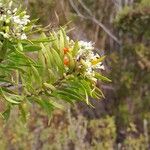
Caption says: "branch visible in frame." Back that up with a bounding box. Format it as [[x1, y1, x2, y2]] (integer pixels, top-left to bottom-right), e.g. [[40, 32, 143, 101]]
[[68, 0, 87, 19], [69, 0, 121, 45]]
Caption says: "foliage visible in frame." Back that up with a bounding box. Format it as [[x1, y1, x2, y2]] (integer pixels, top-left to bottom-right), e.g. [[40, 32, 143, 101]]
[[88, 116, 116, 149], [115, 0, 150, 38], [109, 0, 150, 140], [0, 1, 108, 121], [0, 111, 149, 150]]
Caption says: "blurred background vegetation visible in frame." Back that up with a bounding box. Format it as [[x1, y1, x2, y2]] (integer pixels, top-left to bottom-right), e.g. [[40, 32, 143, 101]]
[[0, 0, 150, 149]]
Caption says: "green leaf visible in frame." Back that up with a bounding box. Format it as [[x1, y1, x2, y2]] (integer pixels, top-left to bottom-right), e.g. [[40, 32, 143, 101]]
[[52, 94, 74, 104], [60, 27, 69, 47], [49, 98, 64, 110], [31, 65, 42, 85], [47, 69, 56, 83], [38, 50, 46, 68], [15, 48, 36, 65], [2, 105, 11, 121], [51, 32, 59, 50], [55, 90, 81, 102], [62, 88, 84, 101], [40, 43, 52, 68], [33, 97, 54, 115], [51, 48, 64, 73], [19, 104, 27, 123], [24, 45, 41, 52], [0, 39, 8, 61], [43, 83, 56, 91], [1, 87, 16, 94], [59, 30, 65, 51], [72, 41, 79, 56], [45, 47, 54, 68], [66, 53, 75, 71], [84, 88, 90, 105], [0, 89, 21, 104], [95, 73, 111, 82], [98, 55, 106, 62], [80, 80, 92, 96], [30, 38, 55, 43], [18, 43, 23, 51]]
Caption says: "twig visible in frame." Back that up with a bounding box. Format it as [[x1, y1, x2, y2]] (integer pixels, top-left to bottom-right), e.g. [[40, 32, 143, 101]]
[[69, 0, 87, 19], [69, 0, 121, 45], [78, 0, 121, 45]]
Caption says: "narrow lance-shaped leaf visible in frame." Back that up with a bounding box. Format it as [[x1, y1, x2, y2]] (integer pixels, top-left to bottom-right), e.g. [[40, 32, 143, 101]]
[[2, 105, 11, 121], [95, 73, 111, 82]]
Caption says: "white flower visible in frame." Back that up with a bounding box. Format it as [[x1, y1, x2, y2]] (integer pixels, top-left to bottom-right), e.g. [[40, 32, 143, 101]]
[[79, 41, 94, 50], [81, 59, 92, 68], [16, 33, 21, 37], [66, 36, 70, 41], [94, 62, 105, 70], [0, 32, 10, 38], [76, 41, 94, 59], [7, 10, 12, 15], [12, 14, 30, 26], [0, 15, 6, 21], [8, 1, 13, 8], [13, 16, 21, 24], [85, 68, 94, 76], [21, 18, 30, 25], [91, 77, 97, 82], [20, 33, 27, 40], [13, 8, 17, 13], [0, 2, 31, 40]]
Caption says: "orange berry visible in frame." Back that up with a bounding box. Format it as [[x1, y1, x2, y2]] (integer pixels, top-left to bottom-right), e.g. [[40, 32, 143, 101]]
[[64, 57, 69, 66], [63, 47, 69, 54]]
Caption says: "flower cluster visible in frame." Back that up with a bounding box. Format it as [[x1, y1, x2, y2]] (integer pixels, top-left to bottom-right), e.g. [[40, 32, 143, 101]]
[[63, 38, 105, 82], [0, 1, 31, 40], [77, 41, 104, 81]]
